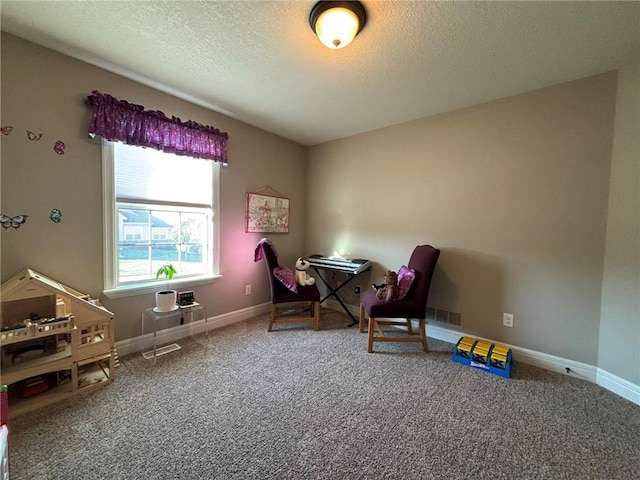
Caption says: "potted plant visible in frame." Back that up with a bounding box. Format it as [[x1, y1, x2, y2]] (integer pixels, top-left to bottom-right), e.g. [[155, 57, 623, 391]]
[[154, 263, 178, 312]]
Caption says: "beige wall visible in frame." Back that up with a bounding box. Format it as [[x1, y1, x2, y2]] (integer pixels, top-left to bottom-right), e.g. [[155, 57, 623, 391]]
[[306, 73, 621, 372], [2, 34, 638, 386], [598, 66, 640, 384], [0, 33, 306, 341]]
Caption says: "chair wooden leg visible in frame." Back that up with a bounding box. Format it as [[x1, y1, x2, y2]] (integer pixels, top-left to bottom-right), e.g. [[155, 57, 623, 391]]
[[368, 317, 375, 353], [419, 318, 429, 352], [313, 301, 320, 331], [406, 318, 414, 334], [374, 320, 385, 336], [359, 303, 366, 333], [367, 316, 430, 354], [268, 305, 276, 332], [267, 301, 320, 332]]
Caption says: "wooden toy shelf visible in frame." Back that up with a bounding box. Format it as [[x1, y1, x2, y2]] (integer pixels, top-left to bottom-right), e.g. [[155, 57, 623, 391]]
[[1, 269, 116, 418]]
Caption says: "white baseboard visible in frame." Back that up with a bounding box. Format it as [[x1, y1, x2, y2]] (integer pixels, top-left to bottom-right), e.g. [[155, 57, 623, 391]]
[[426, 321, 639, 406], [331, 300, 640, 406], [115, 302, 270, 357], [596, 368, 640, 405], [117, 300, 639, 406]]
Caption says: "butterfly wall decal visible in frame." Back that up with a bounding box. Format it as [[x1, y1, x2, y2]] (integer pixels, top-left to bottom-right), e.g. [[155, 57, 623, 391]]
[[53, 140, 65, 155], [50, 208, 62, 223], [26, 130, 43, 141], [1, 126, 14, 135], [0, 214, 28, 230]]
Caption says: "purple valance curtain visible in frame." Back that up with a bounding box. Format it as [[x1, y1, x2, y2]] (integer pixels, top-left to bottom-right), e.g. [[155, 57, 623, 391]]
[[85, 90, 229, 164]]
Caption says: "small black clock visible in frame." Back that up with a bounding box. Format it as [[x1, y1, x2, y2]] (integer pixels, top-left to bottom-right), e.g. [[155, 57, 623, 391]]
[[178, 291, 195, 306]]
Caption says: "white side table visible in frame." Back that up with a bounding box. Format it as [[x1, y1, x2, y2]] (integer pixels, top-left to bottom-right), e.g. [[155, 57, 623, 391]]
[[141, 302, 208, 363]]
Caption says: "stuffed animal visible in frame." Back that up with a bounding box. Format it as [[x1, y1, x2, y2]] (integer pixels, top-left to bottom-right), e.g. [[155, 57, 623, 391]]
[[295, 258, 315, 286], [372, 270, 399, 302]]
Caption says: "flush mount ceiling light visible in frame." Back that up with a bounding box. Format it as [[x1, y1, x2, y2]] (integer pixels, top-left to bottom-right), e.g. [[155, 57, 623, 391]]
[[309, 1, 367, 49]]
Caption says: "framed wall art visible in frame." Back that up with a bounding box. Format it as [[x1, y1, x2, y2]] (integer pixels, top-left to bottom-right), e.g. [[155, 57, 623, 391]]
[[245, 186, 290, 233]]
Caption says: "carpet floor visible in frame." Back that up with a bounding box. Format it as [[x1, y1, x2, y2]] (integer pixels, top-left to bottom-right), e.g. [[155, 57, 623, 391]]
[[7, 308, 640, 479]]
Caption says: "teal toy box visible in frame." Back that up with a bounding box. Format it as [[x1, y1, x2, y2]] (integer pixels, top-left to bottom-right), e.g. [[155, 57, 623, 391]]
[[452, 336, 512, 378]]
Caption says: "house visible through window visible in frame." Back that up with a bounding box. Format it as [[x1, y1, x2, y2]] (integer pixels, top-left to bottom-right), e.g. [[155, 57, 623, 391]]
[[123, 226, 143, 241], [102, 140, 219, 296]]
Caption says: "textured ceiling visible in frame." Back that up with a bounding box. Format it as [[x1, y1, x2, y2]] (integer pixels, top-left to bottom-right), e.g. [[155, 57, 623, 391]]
[[1, 1, 638, 146]]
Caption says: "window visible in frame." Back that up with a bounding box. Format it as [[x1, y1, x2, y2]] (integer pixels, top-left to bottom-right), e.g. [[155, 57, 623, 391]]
[[102, 140, 220, 297]]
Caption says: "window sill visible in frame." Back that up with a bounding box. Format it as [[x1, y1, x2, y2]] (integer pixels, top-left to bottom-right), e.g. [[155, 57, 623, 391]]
[[103, 275, 221, 299]]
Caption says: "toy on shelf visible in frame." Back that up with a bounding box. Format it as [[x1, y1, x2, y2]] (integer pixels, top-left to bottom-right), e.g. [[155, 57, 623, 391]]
[[452, 336, 512, 378]]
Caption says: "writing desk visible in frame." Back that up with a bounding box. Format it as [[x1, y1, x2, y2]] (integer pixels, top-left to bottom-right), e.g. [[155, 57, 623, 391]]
[[308, 256, 371, 327]]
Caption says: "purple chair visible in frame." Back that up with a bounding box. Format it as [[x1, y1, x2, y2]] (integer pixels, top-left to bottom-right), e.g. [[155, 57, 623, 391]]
[[359, 245, 440, 353], [255, 239, 321, 331]]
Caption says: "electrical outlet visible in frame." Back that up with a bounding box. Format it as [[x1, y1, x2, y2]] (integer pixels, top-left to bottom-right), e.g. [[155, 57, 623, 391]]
[[245, 284, 252, 295], [354, 285, 361, 294], [503, 313, 513, 327]]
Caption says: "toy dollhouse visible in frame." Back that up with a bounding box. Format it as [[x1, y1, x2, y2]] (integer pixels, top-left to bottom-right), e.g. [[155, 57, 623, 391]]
[[1, 269, 116, 417]]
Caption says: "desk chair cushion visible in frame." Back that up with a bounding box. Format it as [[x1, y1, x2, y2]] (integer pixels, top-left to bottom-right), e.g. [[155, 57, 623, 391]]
[[360, 290, 426, 318], [397, 265, 415, 299], [273, 266, 298, 293], [273, 284, 319, 304]]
